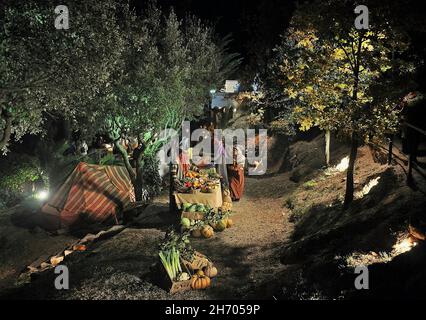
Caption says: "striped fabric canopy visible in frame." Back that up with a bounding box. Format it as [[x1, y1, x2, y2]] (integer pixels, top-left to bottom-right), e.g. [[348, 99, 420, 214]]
[[41, 162, 135, 229]]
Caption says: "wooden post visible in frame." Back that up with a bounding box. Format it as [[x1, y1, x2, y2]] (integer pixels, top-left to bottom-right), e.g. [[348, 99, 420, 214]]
[[407, 153, 414, 186], [325, 129, 331, 167], [387, 135, 393, 165]]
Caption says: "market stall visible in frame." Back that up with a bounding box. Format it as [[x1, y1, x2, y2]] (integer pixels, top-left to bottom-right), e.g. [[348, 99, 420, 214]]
[[173, 167, 223, 210], [171, 166, 234, 239]]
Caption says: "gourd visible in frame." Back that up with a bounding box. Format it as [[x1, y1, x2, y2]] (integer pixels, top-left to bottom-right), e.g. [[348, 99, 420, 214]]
[[201, 225, 214, 238], [181, 217, 191, 229], [226, 219, 234, 228], [191, 274, 211, 290], [178, 272, 190, 281], [214, 220, 227, 231], [192, 229, 202, 238], [203, 266, 218, 278]]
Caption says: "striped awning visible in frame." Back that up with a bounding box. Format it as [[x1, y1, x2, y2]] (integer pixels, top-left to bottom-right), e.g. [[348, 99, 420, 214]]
[[41, 162, 135, 228]]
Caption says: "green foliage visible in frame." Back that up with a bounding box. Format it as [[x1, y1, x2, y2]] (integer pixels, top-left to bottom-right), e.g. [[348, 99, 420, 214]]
[[0, 154, 45, 206], [95, 5, 241, 150], [303, 180, 317, 190], [0, 0, 126, 153], [98, 153, 117, 166], [267, 0, 418, 143], [1, 1, 241, 201], [140, 154, 162, 199]]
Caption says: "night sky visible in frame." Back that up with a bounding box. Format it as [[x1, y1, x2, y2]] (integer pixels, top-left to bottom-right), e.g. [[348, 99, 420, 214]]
[[133, 0, 426, 88]]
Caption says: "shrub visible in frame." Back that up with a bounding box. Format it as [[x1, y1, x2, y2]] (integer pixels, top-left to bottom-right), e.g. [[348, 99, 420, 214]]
[[0, 154, 46, 207]]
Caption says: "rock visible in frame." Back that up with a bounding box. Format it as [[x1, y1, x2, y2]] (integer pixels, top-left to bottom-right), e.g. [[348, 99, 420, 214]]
[[290, 167, 313, 183], [50, 255, 64, 266], [80, 233, 97, 244], [72, 244, 87, 251], [94, 225, 126, 241]]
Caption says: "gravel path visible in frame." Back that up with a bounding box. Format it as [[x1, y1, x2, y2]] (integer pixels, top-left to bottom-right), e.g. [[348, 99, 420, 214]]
[[1, 173, 297, 300]]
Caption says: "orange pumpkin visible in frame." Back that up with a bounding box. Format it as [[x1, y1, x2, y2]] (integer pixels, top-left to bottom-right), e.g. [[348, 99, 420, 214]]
[[191, 275, 211, 290], [201, 226, 214, 239]]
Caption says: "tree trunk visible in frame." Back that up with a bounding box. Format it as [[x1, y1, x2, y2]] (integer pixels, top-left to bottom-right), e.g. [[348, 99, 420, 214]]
[[134, 152, 145, 202], [0, 108, 12, 150], [387, 134, 393, 165], [325, 129, 331, 167], [343, 33, 363, 209], [343, 133, 358, 209], [113, 139, 138, 195], [407, 153, 414, 186]]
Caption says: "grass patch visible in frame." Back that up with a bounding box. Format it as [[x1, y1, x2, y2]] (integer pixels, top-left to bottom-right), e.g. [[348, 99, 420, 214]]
[[303, 180, 317, 190]]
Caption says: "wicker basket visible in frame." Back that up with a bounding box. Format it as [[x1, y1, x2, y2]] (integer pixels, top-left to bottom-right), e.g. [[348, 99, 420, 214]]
[[181, 251, 212, 272], [154, 262, 193, 294]]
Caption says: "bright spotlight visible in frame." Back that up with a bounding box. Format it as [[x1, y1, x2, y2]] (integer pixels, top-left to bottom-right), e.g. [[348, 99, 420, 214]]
[[335, 156, 349, 172], [35, 190, 49, 201]]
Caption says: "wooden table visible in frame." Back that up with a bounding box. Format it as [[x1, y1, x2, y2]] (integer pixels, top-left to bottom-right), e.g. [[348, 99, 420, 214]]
[[174, 185, 223, 209]]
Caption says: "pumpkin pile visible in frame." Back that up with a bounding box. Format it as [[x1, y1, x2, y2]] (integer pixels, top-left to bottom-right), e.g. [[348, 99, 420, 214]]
[[158, 230, 220, 292], [180, 204, 234, 239], [206, 209, 233, 232], [186, 259, 218, 290]]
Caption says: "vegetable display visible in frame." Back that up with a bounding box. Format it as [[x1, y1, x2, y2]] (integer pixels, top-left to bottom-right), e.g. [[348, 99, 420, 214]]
[[175, 168, 221, 194], [159, 247, 182, 281], [191, 270, 211, 290], [159, 230, 195, 280]]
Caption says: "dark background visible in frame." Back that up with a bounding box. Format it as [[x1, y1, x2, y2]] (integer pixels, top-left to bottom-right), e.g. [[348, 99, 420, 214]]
[[131, 0, 426, 86], [131, 0, 297, 78]]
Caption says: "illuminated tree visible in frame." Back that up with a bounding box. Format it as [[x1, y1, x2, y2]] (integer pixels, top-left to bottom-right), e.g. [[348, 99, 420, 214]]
[[0, 1, 240, 201], [0, 0, 126, 152], [270, 0, 417, 208], [83, 5, 240, 201]]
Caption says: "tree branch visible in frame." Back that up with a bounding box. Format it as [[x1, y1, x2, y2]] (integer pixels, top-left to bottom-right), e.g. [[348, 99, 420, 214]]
[[0, 108, 12, 149], [113, 138, 136, 183]]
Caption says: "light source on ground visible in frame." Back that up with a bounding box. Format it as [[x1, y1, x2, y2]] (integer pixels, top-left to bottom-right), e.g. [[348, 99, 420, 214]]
[[355, 176, 381, 199], [341, 232, 418, 268], [325, 156, 350, 176], [35, 190, 49, 201], [335, 156, 349, 172], [392, 235, 417, 255]]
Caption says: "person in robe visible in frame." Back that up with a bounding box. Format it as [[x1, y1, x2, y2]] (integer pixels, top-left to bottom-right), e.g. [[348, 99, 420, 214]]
[[212, 136, 229, 188], [227, 145, 245, 201]]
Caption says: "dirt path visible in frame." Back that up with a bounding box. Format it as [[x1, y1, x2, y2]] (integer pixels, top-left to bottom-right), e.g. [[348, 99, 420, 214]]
[[1, 172, 298, 300], [188, 173, 296, 299]]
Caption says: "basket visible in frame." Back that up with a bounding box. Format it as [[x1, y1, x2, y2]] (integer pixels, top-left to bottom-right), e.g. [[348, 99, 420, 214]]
[[181, 251, 212, 272], [181, 211, 206, 221], [154, 262, 193, 294]]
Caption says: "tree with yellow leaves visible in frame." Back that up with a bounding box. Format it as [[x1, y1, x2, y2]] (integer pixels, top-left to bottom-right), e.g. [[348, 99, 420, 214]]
[[268, 0, 418, 208]]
